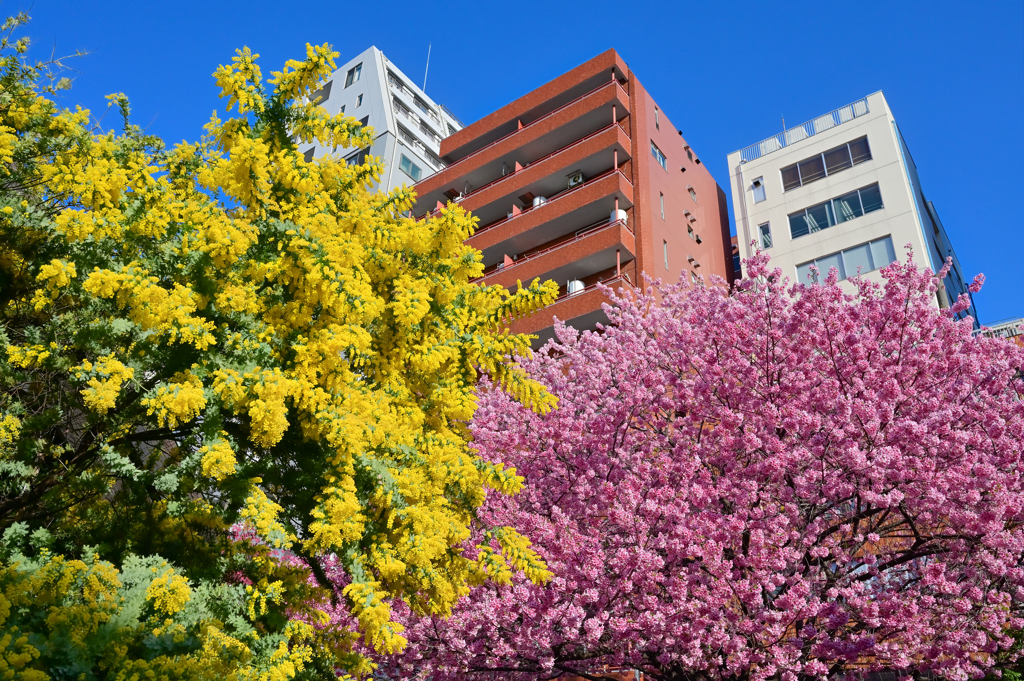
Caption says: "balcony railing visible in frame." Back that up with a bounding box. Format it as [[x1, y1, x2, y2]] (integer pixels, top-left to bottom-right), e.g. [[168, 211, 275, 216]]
[[466, 167, 633, 237], [974, 318, 1023, 339], [737, 97, 870, 163], [424, 122, 629, 220], [474, 217, 633, 281], [389, 75, 443, 127], [429, 78, 630, 180], [550, 272, 636, 304]]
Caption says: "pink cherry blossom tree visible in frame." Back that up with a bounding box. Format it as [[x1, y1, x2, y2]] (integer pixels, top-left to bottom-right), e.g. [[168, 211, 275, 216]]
[[380, 254, 1024, 681]]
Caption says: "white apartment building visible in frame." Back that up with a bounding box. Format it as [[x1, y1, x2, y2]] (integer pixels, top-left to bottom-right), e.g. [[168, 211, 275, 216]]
[[727, 91, 978, 325], [298, 46, 463, 192]]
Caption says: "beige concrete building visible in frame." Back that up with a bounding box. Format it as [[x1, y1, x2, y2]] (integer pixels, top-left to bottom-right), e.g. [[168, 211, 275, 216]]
[[727, 91, 977, 324]]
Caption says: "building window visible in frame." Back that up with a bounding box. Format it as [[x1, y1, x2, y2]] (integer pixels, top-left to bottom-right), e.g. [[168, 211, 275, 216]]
[[356, 94, 363, 108], [797, 236, 896, 283], [359, 115, 369, 128], [687, 225, 694, 240], [689, 188, 697, 202], [686, 147, 693, 162], [758, 222, 772, 249], [345, 63, 362, 88], [781, 136, 872, 192], [663, 240, 669, 269], [660, 192, 665, 219], [340, 105, 346, 114], [309, 80, 333, 104], [302, 148, 315, 163], [346, 149, 369, 166], [399, 154, 422, 182], [690, 270, 698, 284], [788, 183, 884, 239], [752, 177, 766, 203], [651, 141, 667, 171], [655, 106, 660, 130]]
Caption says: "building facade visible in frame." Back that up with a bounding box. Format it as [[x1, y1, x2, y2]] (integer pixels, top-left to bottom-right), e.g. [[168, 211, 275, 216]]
[[412, 49, 733, 345], [298, 46, 463, 191], [727, 91, 978, 325]]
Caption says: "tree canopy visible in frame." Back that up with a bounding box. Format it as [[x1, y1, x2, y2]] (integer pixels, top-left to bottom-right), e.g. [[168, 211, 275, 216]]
[[0, 13, 554, 677], [385, 255, 1024, 681]]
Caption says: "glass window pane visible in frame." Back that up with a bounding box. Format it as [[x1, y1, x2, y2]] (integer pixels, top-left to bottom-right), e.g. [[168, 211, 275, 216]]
[[842, 242, 873, 276], [870, 237, 896, 268], [849, 137, 872, 164], [859, 184, 883, 213], [753, 182, 766, 203], [817, 252, 846, 281], [789, 212, 809, 239], [798, 155, 826, 184], [781, 165, 801, 191], [824, 145, 853, 174], [759, 223, 772, 248], [832, 190, 864, 223], [805, 202, 830, 233], [796, 262, 814, 283]]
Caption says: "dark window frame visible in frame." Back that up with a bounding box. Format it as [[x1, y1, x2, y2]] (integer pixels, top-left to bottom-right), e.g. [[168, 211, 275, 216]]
[[788, 182, 884, 239], [780, 136, 872, 192]]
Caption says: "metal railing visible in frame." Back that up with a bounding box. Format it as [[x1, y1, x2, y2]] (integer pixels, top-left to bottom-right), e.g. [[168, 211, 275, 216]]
[[474, 218, 633, 281], [424, 122, 628, 220], [463, 167, 633, 237], [549, 272, 635, 303], [440, 104, 463, 128], [974, 318, 1023, 339], [737, 97, 870, 163], [426, 78, 630, 181]]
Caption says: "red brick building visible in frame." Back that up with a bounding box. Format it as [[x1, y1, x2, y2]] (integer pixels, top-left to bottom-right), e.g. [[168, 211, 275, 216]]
[[413, 49, 733, 345]]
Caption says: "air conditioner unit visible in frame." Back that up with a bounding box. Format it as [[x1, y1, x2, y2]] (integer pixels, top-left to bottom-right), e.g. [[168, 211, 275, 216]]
[[567, 279, 585, 296], [567, 171, 584, 189]]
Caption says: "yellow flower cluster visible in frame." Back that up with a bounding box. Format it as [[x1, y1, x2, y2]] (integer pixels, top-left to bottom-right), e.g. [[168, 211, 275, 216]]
[[0, 414, 21, 455], [37, 258, 76, 290], [145, 565, 191, 616], [199, 438, 237, 481], [83, 267, 216, 350], [343, 582, 407, 654], [141, 372, 206, 428], [6, 343, 50, 368], [213, 47, 264, 114], [3, 29, 561, 673], [244, 579, 283, 620], [74, 355, 135, 414], [240, 485, 293, 549]]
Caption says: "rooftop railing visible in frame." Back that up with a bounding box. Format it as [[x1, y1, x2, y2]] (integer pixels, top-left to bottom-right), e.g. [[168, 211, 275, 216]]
[[737, 97, 870, 163], [974, 318, 1023, 339]]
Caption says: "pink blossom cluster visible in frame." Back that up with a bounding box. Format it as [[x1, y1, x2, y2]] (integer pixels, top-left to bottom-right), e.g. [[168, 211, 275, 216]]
[[382, 254, 1024, 681]]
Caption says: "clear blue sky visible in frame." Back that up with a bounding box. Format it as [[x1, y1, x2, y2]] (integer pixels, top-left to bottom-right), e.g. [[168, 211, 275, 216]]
[[20, 0, 1023, 324]]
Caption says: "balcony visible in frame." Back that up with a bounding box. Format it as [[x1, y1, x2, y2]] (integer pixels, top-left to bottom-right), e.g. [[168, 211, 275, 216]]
[[443, 50, 629, 160], [388, 74, 444, 129], [430, 124, 631, 228], [480, 218, 636, 290], [509, 273, 637, 347], [467, 168, 634, 266], [414, 79, 630, 211]]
